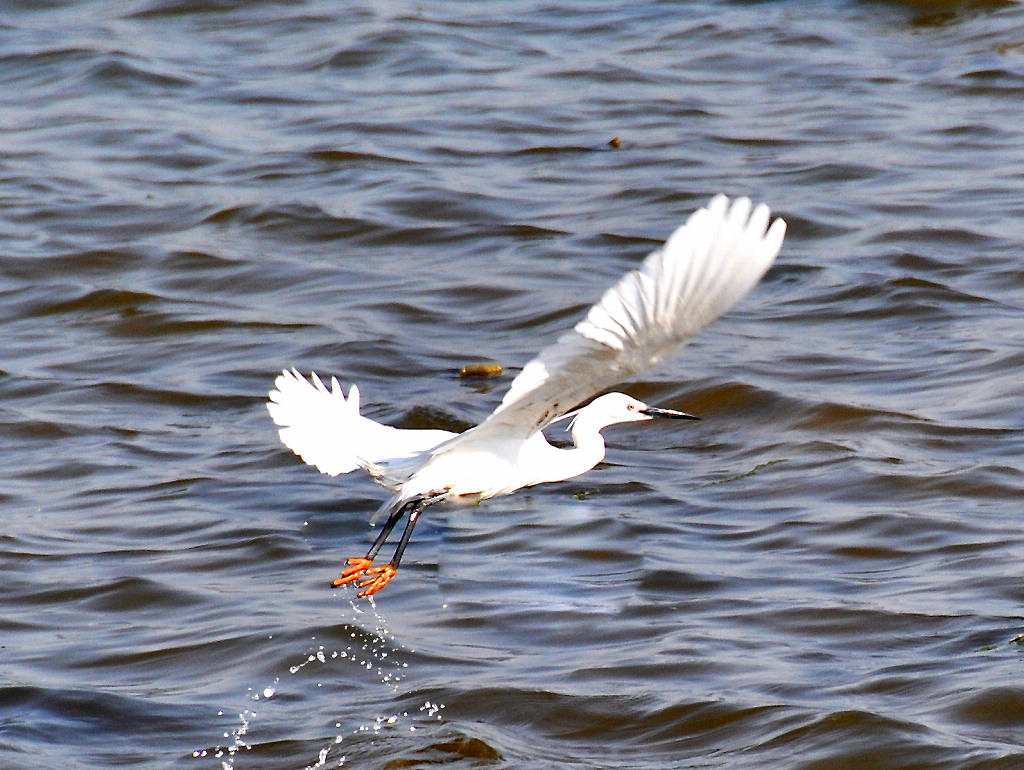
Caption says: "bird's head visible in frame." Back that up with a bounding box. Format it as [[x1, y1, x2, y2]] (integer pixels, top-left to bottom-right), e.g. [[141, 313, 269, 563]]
[[568, 392, 699, 431]]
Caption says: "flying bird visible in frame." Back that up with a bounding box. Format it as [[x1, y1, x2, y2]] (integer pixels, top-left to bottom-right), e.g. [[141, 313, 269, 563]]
[[267, 195, 785, 597]]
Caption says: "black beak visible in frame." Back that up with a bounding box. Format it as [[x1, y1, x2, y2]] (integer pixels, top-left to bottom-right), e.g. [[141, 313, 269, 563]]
[[641, 406, 700, 420]]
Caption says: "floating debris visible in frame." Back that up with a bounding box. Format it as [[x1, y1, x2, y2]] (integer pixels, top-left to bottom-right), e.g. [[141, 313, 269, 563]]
[[459, 363, 503, 378], [608, 136, 621, 148]]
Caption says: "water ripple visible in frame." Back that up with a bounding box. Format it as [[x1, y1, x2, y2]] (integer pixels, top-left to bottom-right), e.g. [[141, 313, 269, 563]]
[[2, 1, 1024, 769]]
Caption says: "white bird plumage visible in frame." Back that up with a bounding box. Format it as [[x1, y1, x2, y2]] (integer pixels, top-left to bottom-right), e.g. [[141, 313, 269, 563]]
[[267, 194, 786, 596]]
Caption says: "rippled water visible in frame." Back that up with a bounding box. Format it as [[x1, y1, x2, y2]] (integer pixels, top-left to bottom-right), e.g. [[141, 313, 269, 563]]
[[3, 1, 1024, 768]]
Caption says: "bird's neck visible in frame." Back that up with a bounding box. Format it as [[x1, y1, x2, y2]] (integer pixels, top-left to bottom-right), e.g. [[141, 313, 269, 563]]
[[562, 419, 607, 477], [517, 420, 607, 488]]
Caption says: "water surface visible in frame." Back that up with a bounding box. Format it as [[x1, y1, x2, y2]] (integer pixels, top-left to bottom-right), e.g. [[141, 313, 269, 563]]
[[2, 1, 1024, 768]]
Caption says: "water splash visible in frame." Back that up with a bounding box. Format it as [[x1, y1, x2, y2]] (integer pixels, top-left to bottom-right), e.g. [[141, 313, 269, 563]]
[[189, 683, 265, 767], [192, 592, 445, 768]]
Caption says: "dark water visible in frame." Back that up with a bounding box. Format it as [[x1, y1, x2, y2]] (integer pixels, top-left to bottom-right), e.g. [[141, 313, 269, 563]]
[[3, 1, 1024, 768]]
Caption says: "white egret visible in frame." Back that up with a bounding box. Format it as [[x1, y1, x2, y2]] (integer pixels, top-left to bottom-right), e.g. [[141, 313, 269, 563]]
[[268, 195, 785, 596]]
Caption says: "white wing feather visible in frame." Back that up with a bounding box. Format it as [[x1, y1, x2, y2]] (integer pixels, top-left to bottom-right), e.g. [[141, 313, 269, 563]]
[[268, 195, 784, 499], [267, 369, 455, 477], [477, 195, 785, 436]]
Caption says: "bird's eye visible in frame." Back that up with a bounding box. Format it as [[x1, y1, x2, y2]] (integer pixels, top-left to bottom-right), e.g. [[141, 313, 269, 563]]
[[627, 403, 635, 410]]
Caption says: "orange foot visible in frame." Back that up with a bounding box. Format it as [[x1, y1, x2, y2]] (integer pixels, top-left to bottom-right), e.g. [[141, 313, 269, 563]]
[[355, 564, 397, 597], [333, 557, 374, 587]]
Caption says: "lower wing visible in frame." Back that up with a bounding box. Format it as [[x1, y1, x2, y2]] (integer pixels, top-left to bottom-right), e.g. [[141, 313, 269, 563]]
[[267, 369, 456, 477]]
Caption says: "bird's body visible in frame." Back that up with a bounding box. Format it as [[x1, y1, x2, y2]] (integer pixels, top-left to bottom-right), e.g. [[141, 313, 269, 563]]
[[372, 392, 650, 504], [268, 195, 786, 596]]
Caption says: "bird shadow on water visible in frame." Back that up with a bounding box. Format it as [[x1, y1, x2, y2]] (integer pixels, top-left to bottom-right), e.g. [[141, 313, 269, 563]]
[[189, 592, 447, 770]]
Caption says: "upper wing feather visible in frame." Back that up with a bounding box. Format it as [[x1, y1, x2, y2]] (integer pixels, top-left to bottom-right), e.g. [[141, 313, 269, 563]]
[[477, 195, 785, 436]]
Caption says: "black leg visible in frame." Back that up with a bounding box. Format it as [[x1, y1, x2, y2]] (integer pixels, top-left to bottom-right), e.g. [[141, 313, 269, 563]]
[[335, 493, 445, 595], [365, 500, 416, 561], [388, 500, 425, 569], [333, 499, 415, 588]]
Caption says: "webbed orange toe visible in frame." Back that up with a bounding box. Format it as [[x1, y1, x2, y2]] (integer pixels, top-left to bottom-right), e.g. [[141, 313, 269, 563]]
[[356, 564, 397, 597], [333, 557, 374, 586]]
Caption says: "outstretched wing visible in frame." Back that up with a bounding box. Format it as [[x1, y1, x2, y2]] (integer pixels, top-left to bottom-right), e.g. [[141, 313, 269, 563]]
[[477, 195, 785, 436], [267, 369, 456, 477]]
